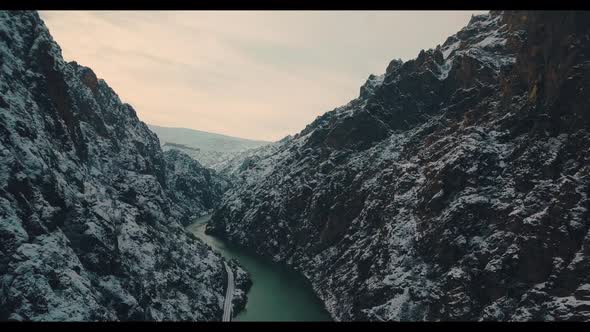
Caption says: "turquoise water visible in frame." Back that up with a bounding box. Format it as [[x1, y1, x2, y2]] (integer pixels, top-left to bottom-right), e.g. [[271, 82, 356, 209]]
[[186, 215, 332, 322]]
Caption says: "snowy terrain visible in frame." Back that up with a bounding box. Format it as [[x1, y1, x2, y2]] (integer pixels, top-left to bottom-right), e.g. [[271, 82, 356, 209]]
[[0, 11, 248, 321], [148, 124, 270, 170], [209, 11, 590, 321], [2, 9, 590, 322]]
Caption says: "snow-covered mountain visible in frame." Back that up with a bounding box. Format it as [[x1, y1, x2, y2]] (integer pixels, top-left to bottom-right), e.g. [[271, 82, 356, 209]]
[[0, 11, 248, 321], [148, 124, 270, 170], [209, 11, 590, 321]]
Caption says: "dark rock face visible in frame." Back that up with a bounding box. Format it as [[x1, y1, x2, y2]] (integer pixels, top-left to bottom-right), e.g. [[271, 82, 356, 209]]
[[163, 150, 229, 226], [228, 258, 252, 316], [210, 11, 590, 321], [0, 11, 245, 321]]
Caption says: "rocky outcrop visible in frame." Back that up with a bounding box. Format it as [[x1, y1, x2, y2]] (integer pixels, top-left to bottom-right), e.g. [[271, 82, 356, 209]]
[[227, 258, 252, 316], [164, 150, 229, 226], [0, 11, 246, 321], [210, 11, 590, 321]]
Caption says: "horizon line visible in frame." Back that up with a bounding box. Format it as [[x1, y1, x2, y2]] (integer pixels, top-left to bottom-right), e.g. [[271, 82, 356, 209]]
[[147, 123, 276, 143]]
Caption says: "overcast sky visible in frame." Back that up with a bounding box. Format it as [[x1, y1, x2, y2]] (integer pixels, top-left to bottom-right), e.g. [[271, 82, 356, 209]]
[[40, 11, 485, 141]]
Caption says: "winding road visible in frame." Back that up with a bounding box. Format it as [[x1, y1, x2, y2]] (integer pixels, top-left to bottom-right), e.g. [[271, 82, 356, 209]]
[[222, 262, 234, 322]]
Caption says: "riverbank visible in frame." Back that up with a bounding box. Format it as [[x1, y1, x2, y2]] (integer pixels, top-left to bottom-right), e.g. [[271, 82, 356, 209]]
[[186, 215, 331, 321]]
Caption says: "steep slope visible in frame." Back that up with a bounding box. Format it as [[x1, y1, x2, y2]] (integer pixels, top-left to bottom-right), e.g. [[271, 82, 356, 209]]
[[164, 149, 229, 226], [210, 11, 590, 321], [215, 137, 289, 186], [148, 124, 270, 170], [0, 11, 247, 321]]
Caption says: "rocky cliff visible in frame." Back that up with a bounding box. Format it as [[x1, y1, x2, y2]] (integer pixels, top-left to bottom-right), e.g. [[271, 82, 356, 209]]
[[209, 11, 590, 321], [0, 11, 245, 321], [163, 149, 229, 226]]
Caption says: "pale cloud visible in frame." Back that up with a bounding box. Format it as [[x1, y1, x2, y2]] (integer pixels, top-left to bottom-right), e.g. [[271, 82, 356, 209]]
[[39, 10, 484, 141]]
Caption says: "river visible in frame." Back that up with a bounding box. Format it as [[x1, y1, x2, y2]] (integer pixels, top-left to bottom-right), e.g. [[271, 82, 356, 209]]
[[186, 215, 332, 322]]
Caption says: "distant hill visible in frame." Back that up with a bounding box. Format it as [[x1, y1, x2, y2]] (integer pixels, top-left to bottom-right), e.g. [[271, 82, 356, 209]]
[[148, 124, 270, 170], [163, 142, 200, 152]]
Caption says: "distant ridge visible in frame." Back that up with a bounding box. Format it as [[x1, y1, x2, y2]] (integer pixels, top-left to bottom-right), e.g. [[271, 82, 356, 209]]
[[148, 124, 270, 153], [163, 142, 200, 152], [148, 124, 270, 170]]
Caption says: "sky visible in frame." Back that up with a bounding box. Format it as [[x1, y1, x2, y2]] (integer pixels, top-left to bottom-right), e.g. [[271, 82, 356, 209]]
[[40, 11, 485, 141]]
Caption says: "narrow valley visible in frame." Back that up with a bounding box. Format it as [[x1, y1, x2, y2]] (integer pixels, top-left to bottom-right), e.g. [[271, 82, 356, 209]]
[[1, 9, 590, 323], [186, 215, 331, 321]]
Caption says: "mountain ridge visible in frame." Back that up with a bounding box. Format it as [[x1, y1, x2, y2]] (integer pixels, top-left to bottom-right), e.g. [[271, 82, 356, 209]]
[[0, 10, 248, 321], [148, 124, 270, 152], [148, 124, 270, 170], [209, 10, 590, 321]]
